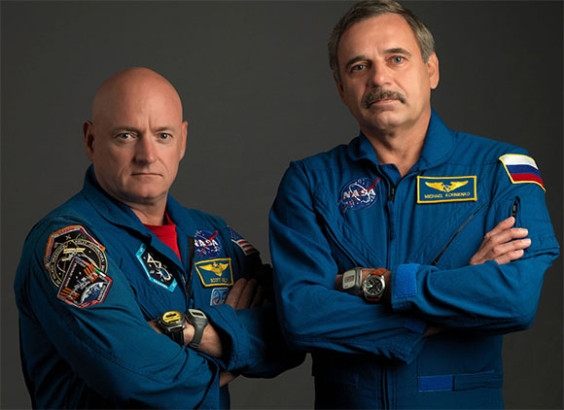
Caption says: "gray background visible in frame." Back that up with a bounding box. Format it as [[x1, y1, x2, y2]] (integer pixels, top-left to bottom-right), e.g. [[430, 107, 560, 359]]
[[2, 1, 562, 408]]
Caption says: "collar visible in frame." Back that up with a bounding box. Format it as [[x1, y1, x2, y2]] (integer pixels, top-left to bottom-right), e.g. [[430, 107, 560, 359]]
[[349, 110, 455, 172]]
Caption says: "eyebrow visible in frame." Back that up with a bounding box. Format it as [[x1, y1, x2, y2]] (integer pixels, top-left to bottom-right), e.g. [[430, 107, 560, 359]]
[[344, 56, 368, 71]]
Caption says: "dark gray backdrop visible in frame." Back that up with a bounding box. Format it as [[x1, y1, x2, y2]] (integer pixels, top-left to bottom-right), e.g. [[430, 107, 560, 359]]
[[2, 1, 562, 409]]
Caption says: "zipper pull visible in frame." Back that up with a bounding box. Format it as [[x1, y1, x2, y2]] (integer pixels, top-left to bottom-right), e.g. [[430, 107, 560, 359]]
[[389, 186, 396, 202]]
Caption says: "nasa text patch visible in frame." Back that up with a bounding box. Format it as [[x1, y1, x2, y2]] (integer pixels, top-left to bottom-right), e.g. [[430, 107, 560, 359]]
[[417, 176, 477, 204], [338, 177, 380, 212], [195, 258, 233, 287], [194, 229, 222, 258]]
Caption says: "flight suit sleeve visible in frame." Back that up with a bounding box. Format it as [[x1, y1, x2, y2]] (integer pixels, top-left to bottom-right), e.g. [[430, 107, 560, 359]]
[[390, 153, 559, 333], [16, 219, 226, 409], [207, 226, 304, 378], [270, 162, 426, 363]]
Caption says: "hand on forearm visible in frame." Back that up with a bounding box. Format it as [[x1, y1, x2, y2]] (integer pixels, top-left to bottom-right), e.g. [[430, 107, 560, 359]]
[[470, 217, 530, 265], [183, 322, 223, 357]]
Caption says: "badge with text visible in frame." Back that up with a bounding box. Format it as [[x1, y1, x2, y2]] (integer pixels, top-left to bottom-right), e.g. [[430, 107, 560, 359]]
[[417, 176, 477, 204], [44, 225, 107, 287], [499, 154, 545, 191], [210, 287, 230, 305], [194, 229, 222, 258], [136, 244, 177, 292], [195, 258, 234, 287], [57, 256, 112, 308], [338, 177, 380, 212]]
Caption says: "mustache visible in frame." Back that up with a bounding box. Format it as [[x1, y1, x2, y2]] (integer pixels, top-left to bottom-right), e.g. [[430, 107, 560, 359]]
[[362, 89, 406, 108]]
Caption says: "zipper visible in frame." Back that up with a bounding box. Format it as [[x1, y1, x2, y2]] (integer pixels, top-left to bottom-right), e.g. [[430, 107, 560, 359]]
[[185, 238, 195, 304], [385, 182, 397, 270], [430, 202, 487, 266]]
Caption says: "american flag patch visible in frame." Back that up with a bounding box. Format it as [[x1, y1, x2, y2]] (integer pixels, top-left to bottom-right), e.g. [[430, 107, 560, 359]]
[[499, 154, 545, 191], [229, 228, 258, 256]]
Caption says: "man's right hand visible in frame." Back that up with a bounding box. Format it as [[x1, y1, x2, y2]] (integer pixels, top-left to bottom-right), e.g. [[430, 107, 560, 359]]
[[225, 278, 264, 310]]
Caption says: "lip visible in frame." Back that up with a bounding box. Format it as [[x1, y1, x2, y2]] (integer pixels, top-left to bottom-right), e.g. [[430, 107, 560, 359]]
[[131, 172, 161, 177]]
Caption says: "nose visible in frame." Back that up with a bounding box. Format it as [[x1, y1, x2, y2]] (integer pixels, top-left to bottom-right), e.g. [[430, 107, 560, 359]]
[[134, 136, 157, 164], [369, 61, 391, 88]]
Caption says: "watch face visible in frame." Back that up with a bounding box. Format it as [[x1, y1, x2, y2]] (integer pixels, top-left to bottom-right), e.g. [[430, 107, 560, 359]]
[[363, 275, 385, 298], [162, 311, 184, 325]]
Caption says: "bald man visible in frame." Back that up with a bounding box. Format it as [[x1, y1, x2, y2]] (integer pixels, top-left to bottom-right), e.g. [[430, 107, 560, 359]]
[[14, 68, 302, 409]]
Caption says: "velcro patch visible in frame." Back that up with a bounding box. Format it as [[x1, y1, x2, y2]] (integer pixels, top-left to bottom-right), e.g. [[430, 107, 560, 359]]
[[136, 243, 177, 292], [229, 228, 258, 256], [57, 256, 112, 308], [44, 225, 107, 287], [210, 287, 230, 305], [195, 258, 233, 287], [194, 229, 222, 258], [417, 176, 477, 204], [499, 154, 545, 191]]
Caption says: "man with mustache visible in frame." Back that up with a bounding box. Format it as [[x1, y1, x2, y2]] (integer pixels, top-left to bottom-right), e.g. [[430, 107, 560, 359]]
[[270, 0, 559, 408], [14, 67, 302, 409]]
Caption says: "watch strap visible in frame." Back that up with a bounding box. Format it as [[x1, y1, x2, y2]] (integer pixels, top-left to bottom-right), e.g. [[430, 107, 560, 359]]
[[186, 309, 208, 350]]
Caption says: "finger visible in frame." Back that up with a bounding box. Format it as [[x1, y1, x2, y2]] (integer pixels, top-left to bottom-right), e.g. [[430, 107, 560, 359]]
[[489, 227, 528, 245], [495, 249, 525, 265], [484, 217, 515, 239], [225, 278, 247, 308], [250, 285, 265, 308], [237, 278, 258, 310]]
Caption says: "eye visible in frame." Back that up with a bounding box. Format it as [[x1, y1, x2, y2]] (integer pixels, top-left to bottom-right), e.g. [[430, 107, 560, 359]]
[[351, 64, 366, 72], [158, 133, 172, 140], [117, 133, 134, 140], [391, 56, 405, 64]]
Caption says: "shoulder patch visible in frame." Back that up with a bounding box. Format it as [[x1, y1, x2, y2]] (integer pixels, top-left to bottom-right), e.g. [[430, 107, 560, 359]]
[[417, 176, 477, 204], [210, 287, 230, 305], [44, 225, 107, 287], [136, 243, 177, 292], [229, 228, 258, 256], [57, 256, 112, 308], [499, 154, 545, 191], [195, 258, 233, 287]]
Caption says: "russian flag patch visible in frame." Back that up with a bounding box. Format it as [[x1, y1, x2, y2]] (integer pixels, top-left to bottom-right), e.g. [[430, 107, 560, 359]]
[[499, 154, 545, 191]]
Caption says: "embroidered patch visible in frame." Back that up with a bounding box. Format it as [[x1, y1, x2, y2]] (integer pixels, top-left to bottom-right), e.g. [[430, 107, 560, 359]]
[[499, 154, 545, 191], [57, 256, 112, 308], [195, 258, 233, 287], [338, 177, 380, 212], [136, 244, 177, 292], [417, 176, 477, 204], [194, 229, 222, 258], [44, 225, 107, 287], [210, 287, 230, 305], [229, 228, 258, 256]]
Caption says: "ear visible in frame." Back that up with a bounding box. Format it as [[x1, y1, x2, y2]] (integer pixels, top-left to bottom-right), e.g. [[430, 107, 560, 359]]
[[427, 52, 440, 90], [333, 73, 347, 105], [83, 121, 95, 160], [179, 120, 188, 160]]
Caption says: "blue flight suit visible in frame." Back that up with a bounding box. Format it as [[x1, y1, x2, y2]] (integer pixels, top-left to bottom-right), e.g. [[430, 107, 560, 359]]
[[15, 167, 301, 409], [269, 111, 559, 409]]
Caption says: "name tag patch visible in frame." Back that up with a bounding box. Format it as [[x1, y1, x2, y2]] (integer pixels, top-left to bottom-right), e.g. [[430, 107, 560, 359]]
[[417, 176, 477, 204], [195, 258, 233, 287]]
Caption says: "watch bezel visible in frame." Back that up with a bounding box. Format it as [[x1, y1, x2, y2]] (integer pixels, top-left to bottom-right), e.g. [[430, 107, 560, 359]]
[[362, 272, 386, 301]]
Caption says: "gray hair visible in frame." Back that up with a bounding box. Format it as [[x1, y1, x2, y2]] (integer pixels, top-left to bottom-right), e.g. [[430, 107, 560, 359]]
[[329, 0, 435, 83]]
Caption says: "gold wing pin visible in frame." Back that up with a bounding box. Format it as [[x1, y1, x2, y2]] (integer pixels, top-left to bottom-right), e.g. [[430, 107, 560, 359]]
[[425, 182, 446, 192], [445, 180, 468, 192], [199, 262, 228, 277]]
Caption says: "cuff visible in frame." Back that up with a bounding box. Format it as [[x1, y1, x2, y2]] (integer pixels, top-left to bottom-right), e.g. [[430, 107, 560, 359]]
[[391, 263, 419, 311]]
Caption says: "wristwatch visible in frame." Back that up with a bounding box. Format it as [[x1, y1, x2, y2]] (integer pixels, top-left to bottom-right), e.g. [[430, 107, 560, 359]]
[[186, 308, 208, 350], [157, 310, 187, 345], [341, 266, 363, 295], [362, 268, 387, 302]]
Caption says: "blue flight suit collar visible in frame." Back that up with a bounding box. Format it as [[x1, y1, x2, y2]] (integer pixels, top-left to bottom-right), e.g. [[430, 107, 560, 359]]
[[81, 166, 187, 270], [350, 109, 455, 174]]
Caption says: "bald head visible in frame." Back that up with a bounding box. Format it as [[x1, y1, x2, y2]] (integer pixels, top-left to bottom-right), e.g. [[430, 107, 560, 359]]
[[83, 67, 188, 223], [92, 67, 184, 123]]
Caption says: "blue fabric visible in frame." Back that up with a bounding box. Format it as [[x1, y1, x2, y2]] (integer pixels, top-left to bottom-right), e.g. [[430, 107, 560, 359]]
[[270, 110, 559, 408], [14, 167, 302, 409]]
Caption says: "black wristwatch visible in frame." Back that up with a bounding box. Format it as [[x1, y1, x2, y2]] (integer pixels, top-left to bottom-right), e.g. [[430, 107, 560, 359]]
[[342, 266, 363, 295], [157, 310, 187, 345], [362, 268, 387, 302], [186, 309, 208, 350]]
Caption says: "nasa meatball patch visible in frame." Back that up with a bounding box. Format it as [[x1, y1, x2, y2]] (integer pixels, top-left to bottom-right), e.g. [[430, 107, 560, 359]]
[[57, 256, 112, 308], [194, 229, 222, 258], [44, 225, 108, 288], [338, 177, 380, 212]]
